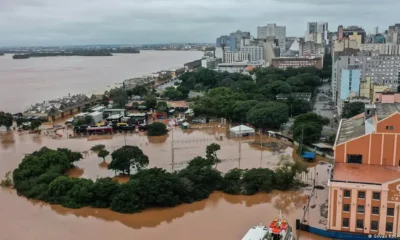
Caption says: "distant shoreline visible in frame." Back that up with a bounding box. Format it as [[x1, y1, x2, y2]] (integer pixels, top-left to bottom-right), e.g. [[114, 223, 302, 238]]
[[12, 49, 140, 59]]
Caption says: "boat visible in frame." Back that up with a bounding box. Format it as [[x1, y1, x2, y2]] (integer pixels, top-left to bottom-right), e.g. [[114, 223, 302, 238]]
[[242, 211, 294, 240]]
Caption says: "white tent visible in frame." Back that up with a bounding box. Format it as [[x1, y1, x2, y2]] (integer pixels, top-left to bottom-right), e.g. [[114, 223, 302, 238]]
[[230, 125, 255, 137]]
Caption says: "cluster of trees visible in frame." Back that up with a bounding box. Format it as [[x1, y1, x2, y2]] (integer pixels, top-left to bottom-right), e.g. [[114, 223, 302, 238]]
[[11, 144, 307, 214], [0, 111, 13, 130], [180, 68, 321, 128], [162, 86, 190, 100], [292, 112, 330, 145], [73, 115, 94, 127], [341, 102, 365, 119]]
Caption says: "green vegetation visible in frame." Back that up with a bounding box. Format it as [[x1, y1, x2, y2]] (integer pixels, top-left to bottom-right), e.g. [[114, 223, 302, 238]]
[[292, 112, 330, 145], [179, 67, 322, 128], [11, 144, 307, 213], [108, 146, 149, 175], [30, 120, 42, 130], [144, 94, 157, 109], [0, 111, 13, 130], [147, 122, 168, 136], [1, 171, 13, 187], [109, 88, 128, 108], [98, 149, 110, 162], [91, 144, 106, 152], [73, 115, 95, 127], [341, 102, 365, 118]]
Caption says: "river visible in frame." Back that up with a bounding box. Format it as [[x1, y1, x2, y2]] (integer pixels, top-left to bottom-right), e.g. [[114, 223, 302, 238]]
[[0, 128, 330, 240], [0, 51, 204, 113]]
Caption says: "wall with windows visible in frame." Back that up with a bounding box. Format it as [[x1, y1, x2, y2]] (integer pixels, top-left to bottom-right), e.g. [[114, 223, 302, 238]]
[[328, 181, 399, 235]]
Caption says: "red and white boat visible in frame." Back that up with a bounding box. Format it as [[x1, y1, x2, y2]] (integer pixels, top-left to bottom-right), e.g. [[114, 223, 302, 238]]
[[241, 211, 294, 240]]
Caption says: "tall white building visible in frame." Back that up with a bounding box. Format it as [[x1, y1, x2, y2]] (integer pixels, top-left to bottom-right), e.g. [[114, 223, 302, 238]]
[[257, 24, 286, 53], [359, 43, 400, 55], [240, 46, 264, 61], [224, 51, 249, 63]]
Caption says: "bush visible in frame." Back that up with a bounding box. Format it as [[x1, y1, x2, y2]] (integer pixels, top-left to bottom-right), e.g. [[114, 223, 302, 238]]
[[91, 144, 106, 152], [242, 168, 276, 195], [221, 168, 243, 194], [147, 122, 168, 136]]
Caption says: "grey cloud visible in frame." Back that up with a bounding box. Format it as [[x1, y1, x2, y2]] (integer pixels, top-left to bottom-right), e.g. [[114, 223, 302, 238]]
[[0, 0, 399, 46]]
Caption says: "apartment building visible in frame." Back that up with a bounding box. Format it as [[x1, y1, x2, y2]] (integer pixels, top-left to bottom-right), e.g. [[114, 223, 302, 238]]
[[328, 103, 400, 237], [359, 43, 400, 55], [201, 57, 222, 69], [224, 51, 249, 63], [240, 46, 264, 61], [365, 52, 400, 87], [337, 66, 362, 115]]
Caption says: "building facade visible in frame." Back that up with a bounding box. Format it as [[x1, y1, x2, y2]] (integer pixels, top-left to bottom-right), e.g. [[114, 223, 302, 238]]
[[201, 57, 222, 69], [306, 22, 328, 45], [240, 46, 264, 61], [329, 105, 400, 237], [271, 56, 322, 69], [337, 66, 361, 115], [257, 24, 286, 53], [224, 51, 249, 63], [365, 53, 400, 87], [359, 43, 400, 56]]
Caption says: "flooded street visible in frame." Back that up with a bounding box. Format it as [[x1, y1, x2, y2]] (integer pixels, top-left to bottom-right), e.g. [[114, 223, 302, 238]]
[[0, 128, 330, 240]]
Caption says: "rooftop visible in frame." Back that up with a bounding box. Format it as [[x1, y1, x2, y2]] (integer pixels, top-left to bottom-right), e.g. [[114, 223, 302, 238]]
[[375, 103, 400, 120], [332, 163, 400, 184], [167, 101, 189, 108], [336, 117, 365, 145]]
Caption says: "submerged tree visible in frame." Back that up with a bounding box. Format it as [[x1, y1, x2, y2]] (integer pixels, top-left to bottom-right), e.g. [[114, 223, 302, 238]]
[[108, 146, 149, 175], [98, 149, 110, 162]]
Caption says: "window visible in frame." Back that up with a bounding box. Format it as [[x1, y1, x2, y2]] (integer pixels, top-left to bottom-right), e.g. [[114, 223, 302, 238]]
[[373, 192, 380, 200], [372, 206, 379, 215], [342, 218, 349, 228], [371, 221, 379, 231], [357, 205, 365, 214], [386, 222, 393, 232], [347, 153, 364, 164], [356, 219, 364, 229], [343, 204, 350, 212], [358, 191, 365, 199], [344, 190, 351, 198], [387, 208, 395, 216]]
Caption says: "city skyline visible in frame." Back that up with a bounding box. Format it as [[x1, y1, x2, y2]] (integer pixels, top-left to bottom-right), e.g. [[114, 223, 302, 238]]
[[1, 0, 400, 47]]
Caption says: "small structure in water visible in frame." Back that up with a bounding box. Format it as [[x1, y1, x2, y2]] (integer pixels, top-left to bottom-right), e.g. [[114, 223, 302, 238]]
[[230, 125, 255, 138]]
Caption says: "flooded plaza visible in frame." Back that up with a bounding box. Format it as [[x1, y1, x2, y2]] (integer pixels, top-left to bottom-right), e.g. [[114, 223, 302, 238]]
[[0, 126, 330, 240]]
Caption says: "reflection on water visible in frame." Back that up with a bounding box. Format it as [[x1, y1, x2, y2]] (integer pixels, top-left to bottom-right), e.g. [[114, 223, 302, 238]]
[[0, 128, 329, 240]]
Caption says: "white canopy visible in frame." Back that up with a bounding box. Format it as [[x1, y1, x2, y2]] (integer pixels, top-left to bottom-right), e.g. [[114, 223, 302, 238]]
[[230, 125, 255, 134]]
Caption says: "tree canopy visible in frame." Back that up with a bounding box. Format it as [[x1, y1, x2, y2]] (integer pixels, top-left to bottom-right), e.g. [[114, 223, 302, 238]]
[[108, 145, 149, 175], [147, 122, 168, 136], [144, 94, 157, 109], [98, 149, 110, 162], [246, 102, 289, 129], [0, 111, 13, 130], [341, 102, 365, 118], [293, 112, 330, 144], [109, 88, 128, 107]]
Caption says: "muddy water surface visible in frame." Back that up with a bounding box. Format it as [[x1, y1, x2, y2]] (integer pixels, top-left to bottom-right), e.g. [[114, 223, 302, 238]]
[[0, 128, 329, 240]]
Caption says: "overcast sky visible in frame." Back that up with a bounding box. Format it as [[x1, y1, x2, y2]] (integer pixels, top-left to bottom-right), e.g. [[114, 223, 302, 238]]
[[0, 0, 399, 47]]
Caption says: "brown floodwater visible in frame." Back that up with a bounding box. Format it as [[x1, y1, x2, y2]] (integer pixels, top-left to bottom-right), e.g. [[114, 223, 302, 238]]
[[0, 128, 330, 240], [0, 51, 204, 113]]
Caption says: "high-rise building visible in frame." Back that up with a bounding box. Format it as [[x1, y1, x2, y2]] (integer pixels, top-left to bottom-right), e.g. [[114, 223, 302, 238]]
[[257, 24, 286, 53], [337, 66, 361, 114], [306, 22, 328, 45], [387, 24, 400, 44], [338, 26, 367, 44]]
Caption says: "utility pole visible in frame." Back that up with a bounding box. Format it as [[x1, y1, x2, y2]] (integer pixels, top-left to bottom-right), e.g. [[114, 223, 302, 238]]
[[171, 127, 175, 171], [124, 132, 127, 146], [299, 127, 304, 155], [260, 129, 263, 167], [238, 124, 242, 169]]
